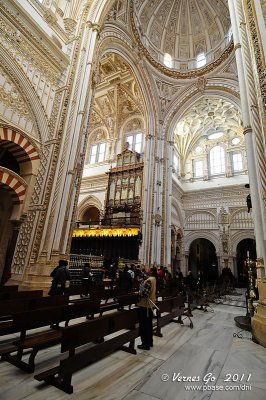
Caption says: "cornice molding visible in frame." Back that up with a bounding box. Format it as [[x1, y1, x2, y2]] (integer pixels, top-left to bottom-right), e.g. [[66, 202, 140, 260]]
[[0, 0, 69, 71]]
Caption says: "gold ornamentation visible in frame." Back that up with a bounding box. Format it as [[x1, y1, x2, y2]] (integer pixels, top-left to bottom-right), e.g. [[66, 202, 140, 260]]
[[196, 77, 207, 91], [73, 227, 139, 237]]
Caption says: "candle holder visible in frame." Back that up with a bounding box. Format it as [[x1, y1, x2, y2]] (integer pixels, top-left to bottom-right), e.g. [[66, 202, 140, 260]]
[[233, 252, 253, 338]]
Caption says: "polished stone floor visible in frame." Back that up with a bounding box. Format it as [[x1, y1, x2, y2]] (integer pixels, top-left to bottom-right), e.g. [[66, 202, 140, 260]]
[[1, 294, 266, 400]]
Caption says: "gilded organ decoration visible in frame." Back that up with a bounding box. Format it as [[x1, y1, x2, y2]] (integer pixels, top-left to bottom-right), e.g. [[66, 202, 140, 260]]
[[104, 148, 143, 226]]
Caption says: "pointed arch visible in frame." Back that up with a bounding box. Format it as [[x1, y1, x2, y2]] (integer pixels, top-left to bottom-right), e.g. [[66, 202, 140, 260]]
[[0, 167, 27, 205], [185, 231, 219, 254], [0, 44, 50, 143], [77, 195, 103, 221]]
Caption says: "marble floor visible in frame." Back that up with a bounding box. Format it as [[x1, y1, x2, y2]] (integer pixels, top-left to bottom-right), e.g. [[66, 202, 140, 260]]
[[1, 295, 266, 400]]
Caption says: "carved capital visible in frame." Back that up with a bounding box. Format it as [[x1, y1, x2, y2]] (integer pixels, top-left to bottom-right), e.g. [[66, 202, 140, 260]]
[[43, 9, 58, 26], [154, 213, 162, 226], [63, 18, 77, 34]]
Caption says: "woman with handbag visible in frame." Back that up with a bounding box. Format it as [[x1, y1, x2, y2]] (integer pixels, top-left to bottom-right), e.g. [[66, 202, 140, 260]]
[[137, 267, 157, 350]]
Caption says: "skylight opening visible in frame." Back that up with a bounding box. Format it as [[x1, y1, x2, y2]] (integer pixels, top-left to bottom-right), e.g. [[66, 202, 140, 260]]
[[196, 53, 206, 68], [164, 53, 173, 68], [208, 132, 224, 140]]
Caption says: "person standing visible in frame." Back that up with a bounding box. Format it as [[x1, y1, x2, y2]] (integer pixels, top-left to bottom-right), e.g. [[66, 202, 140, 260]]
[[81, 262, 93, 297], [118, 265, 132, 293], [137, 267, 157, 350], [48, 259, 71, 295]]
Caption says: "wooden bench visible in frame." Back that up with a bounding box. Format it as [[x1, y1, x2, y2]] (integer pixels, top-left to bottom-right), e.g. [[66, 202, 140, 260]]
[[117, 293, 139, 310], [0, 285, 18, 293], [154, 296, 189, 337], [0, 295, 69, 335], [90, 288, 113, 303], [0, 289, 43, 301], [1, 300, 101, 372], [34, 308, 139, 394], [98, 292, 139, 316]]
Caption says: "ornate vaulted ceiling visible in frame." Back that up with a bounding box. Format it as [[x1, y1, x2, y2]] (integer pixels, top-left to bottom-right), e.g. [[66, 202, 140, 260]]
[[133, 0, 231, 70], [174, 97, 243, 161], [89, 53, 145, 139]]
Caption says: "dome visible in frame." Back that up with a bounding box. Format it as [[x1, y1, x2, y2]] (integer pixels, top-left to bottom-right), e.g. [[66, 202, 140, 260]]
[[132, 0, 232, 73]]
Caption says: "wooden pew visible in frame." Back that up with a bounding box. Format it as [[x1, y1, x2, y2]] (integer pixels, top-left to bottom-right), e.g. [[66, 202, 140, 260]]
[[1, 300, 101, 372], [99, 292, 139, 316], [0, 290, 43, 301], [0, 285, 18, 293], [0, 295, 70, 335], [34, 309, 139, 394], [90, 288, 113, 303], [154, 296, 187, 337], [117, 293, 139, 310]]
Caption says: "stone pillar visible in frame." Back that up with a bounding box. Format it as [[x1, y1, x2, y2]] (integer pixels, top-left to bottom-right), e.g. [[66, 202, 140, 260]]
[[228, 0, 266, 267], [228, 0, 266, 347], [150, 123, 164, 266], [139, 132, 156, 266], [162, 139, 174, 268]]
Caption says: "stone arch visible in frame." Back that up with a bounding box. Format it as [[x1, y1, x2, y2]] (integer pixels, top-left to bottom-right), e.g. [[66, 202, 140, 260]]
[[0, 167, 27, 220], [88, 127, 109, 143], [231, 231, 256, 255], [120, 116, 146, 135], [77, 195, 103, 221], [0, 126, 40, 177], [0, 44, 50, 143], [164, 88, 241, 142], [95, 38, 158, 134], [185, 231, 219, 254], [87, 0, 114, 24], [92, 36, 159, 265], [230, 209, 254, 229], [185, 211, 217, 230], [171, 197, 184, 228]]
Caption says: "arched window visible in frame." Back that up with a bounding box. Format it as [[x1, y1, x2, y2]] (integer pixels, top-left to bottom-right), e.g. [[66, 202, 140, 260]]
[[232, 153, 243, 171], [194, 160, 203, 177], [126, 132, 143, 153], [196, 53, 206, 68], [227, 27, 233, 43], [88, 142, 106, 164], [173, 153, 179, 172], [164, 53, 173, 68], [209, 146, 225, 175]]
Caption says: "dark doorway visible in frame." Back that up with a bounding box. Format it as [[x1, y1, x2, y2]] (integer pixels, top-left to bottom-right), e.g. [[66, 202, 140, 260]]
[[189, 238, 218, 282], [236, 238, 256, 287], [81, 207, 100, 224]]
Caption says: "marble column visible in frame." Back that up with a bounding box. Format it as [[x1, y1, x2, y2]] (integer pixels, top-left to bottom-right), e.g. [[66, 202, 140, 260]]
[[139, 132, 156, 266], [161, 139, 174, 269], [228, 0, 266, 347]]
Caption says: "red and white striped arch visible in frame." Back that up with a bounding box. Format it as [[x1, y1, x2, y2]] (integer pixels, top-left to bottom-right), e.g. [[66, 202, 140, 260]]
[[0, 167, 27, 205], [0, 127, 40, 163]]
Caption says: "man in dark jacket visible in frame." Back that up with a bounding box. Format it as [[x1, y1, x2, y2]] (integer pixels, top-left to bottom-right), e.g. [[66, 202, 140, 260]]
[[81, 262, 93, 297], [49, 260, 70, 295], [118, 266, 132, 293]]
